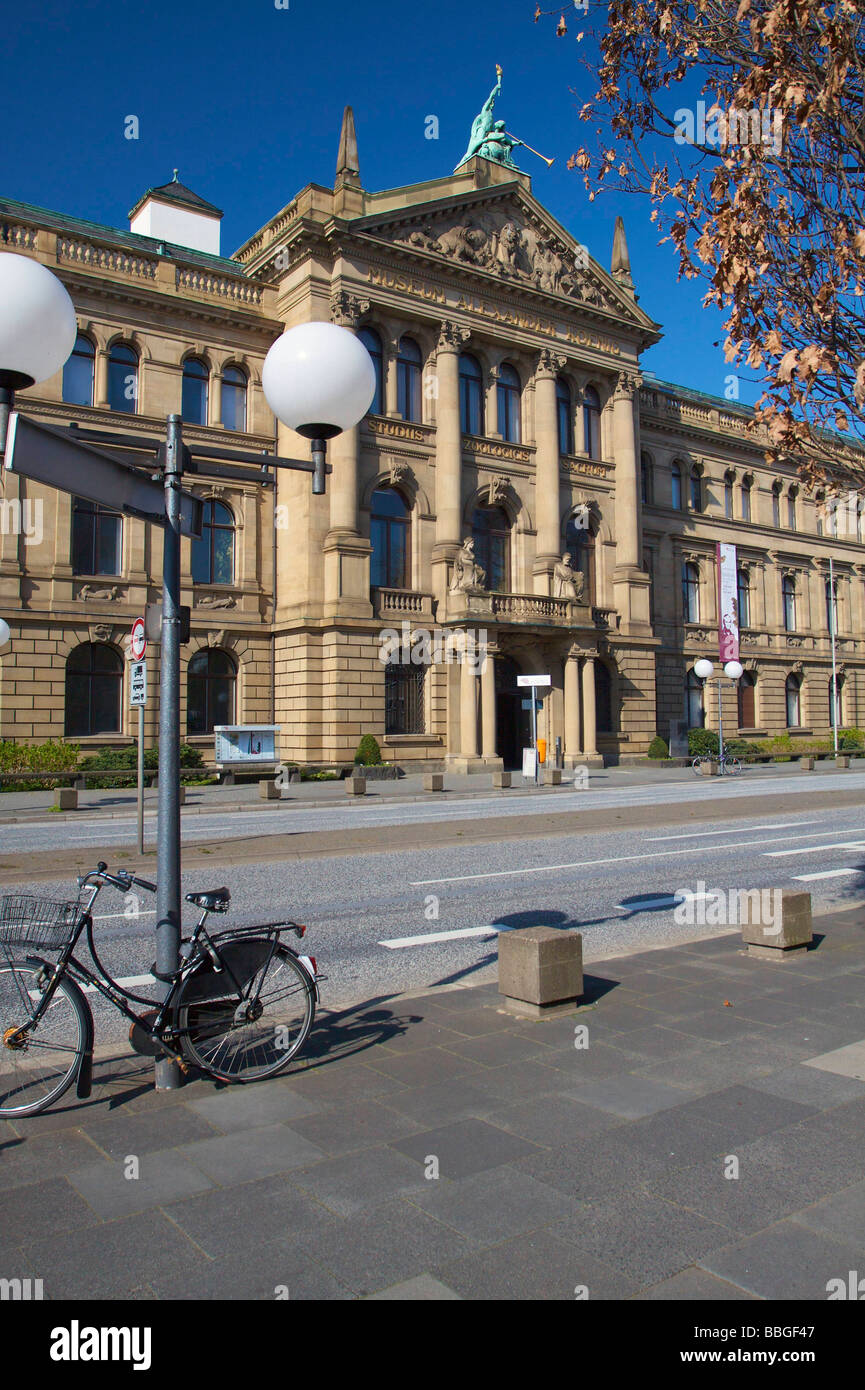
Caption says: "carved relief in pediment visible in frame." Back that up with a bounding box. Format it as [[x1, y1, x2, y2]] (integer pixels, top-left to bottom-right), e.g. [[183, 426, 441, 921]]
[[386, 206, 620, 311]]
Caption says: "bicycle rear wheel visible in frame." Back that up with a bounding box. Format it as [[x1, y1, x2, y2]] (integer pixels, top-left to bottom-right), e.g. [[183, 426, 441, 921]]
[[175, 938, 315, 1082], [0, 959, 87, 1117], [692, 757, 704, 775]]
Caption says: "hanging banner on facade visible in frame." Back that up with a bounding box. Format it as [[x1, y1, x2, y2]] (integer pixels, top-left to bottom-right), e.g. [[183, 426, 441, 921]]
[[717, 542, 739, 664]]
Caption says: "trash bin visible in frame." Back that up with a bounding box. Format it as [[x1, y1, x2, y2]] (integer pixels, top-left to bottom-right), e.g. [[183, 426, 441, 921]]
[[537, 738, 547, 765]]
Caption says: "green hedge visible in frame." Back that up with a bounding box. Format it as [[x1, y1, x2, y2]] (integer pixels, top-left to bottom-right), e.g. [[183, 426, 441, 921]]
[[0, 739, 81, 791], [354, 735, 382, 767], [79, 744, 209, 788]]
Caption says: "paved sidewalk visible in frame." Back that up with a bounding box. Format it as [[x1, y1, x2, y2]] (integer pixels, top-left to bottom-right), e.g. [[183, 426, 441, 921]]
[[2, 909, 865, 1300]]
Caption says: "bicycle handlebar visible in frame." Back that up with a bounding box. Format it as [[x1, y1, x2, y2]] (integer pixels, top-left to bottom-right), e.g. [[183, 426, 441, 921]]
[[79, 862, 158, 894]]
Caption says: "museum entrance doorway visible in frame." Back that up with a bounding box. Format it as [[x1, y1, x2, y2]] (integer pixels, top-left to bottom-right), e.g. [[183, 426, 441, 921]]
[[495, 656, 532, 770]]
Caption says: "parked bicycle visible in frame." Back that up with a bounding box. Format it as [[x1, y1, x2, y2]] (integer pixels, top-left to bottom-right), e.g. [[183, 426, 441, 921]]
[[0, 862, 323, 1117], [692, 752, 743, 776]]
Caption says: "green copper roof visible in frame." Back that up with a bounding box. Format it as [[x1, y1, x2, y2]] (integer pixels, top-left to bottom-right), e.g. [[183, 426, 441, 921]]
[[0, 195, 245, 276]]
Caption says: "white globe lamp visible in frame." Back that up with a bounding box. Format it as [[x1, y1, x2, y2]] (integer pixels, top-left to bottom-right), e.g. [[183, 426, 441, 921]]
[[262, 322, 376, 440], [0, 619, 9, 647], [0, 253, 78, 390], [724, 660, 744, 680], [694, 659, 714, 680]]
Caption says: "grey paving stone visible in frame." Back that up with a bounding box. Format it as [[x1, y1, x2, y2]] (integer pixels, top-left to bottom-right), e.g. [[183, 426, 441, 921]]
[[430, 1008, 514, 1038], [442, 1031, 550, 1068], [700, 1220, 864, 1300], [748, 1064, 865, 1109], [633, 1034, 801, 1095], [563, 1074, 690, 1119], [803, 1039, 865, 1081], [149, 1236, 352, 1301], [0, 1128, 105, 1191], [79, 1107, 219, 1161], [391, 1117, 541, 1180], [514, 1131, 674, 1203], [645, 1153, 822, 1237], [277, 1062, 409, 1103], [365, 1076, 498, 1127], [365, 1274, 462, 1300], [618, 1111, 732, 1170], [22, 1210, 202, 1300], [485, 1092, 624, 1146], [435, 1226, 638, 1300], [668, 1010, 775, 1043], [735, 1114, 865, 1204], [608, 1026, 713, 1062], [0, 1177, 100, 1246], [164, 1173, 338, 1257], [584, 1001, 665, 1032], [731, 995, 818, 1026], [296, 1197, 472, 1296], [373, 1020, 469, 1055], [289, 1146, 431, 1216], [533, 1039, 637, 1081], [281, 1098, 423, 1156], [792, 1181, 865, 1245], [67, 1150, 213, 1220], [671, 1085, 817, 1145], [634, 1268, 760, 1300], [178, 1124, 326, 1184], [462, 1058, 577, 1105], [406, 1166, 582, 1243], [185, 1084, 324, 1132], [556, 1189, 732, 1286], [365, 1047, 482, 1087]]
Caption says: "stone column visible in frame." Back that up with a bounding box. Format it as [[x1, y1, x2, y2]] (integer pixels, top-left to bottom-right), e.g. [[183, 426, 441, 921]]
[[533, 348, 567, 594], [481, 642, 497, 759], [209, 372, 223, 428], [564, 648, 583, 760], [612, 371, 641, 569], [432, 321, 469, 608], [582, 654, 598, 757], [460, 648, 478, 758], [385, 331, 400, 417], [95, 348, 109, 407]]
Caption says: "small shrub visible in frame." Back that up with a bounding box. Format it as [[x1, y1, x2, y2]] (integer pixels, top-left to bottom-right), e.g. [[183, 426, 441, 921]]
[[647, 736, 669, 759], [0, 739, 80, 791], [354, 735, 382, 767], [840, 728, 864, 751], [688, 728, 719, 757]]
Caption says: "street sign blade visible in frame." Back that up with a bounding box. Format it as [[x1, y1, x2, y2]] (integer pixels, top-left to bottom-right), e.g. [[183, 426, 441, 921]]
[[5, 414, 202, 538], [516, 674, 552, 688]]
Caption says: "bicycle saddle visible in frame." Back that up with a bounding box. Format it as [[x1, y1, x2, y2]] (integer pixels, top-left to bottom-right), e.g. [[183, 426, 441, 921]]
[[185, 887, 231, 912]]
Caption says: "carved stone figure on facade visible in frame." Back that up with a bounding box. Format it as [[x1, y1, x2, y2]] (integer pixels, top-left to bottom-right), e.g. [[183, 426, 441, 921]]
[[553, 553, 585, 603], [389, 461, 411, 487], [487, 474, 509, 506], [77, 584, 119, 602], [197, 594, 236, 610], [492, 221, 523, 276], [450, 538, 487, 593]]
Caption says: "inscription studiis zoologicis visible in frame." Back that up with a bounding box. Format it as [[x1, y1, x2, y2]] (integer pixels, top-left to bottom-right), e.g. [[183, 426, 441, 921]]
[[365, 268, 622, 357]]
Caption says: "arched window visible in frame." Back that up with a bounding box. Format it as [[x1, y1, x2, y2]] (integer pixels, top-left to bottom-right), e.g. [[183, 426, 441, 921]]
[[782, 575, 797, 632], [62, 334, 95, 407], [595, 661, 615, 734], [737, 568, 751, 628], [564, 510, 595, 605], [724, 472, 735, 520], [459, 354, 484, 436], [358, 328, 383, 416], [221, 365, 247, 432], [787, 489, 797, 530], [740, 476, 752, 522], [686, 669, 705, 728], [191, 500, 234, 586], [785, 673, 801, 727], [65, 643, 122, 737], [682, 561, 700, 622], [472, 504, 511, 593], [583, 386, 601, 459], [738, 671, 757, 728], [671, 461, 683, 511], [396, 337, 422, 422], [107, 343, 138, 414], [689, 467, 703, 512], [370, 486, 411, 590], [825, 577, 839, 633], [830, 674, 844, 730], [557, 378, 574, 455], [182, 357, 209, 425], [497, 363, 521, 443], [72, 498, 122, 576], [772, 483, 781, 529], [385, 662, 425, 735], [187, 649, 236, 735], [641, 451, 653, 505]]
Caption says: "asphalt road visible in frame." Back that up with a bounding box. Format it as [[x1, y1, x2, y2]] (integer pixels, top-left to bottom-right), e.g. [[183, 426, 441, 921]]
[[5, 800, 864, 1049]]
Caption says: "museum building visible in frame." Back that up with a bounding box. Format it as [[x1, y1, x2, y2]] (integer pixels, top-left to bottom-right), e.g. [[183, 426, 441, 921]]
[[0, 108, 863, 769]]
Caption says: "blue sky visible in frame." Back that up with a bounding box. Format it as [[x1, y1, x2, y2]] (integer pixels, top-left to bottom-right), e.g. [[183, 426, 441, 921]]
[[1, 0, 754, 405]]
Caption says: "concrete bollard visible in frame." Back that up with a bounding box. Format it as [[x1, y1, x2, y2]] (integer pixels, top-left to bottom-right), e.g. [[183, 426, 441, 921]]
[[54, 787, 78, 811], [347, 776, 366, 797], [836, 754, 851, 769], [423, 773, 444, 792], [259, 779, 281, 800], [546, 768, 563, 786], [741, 888, 812, 959], [700, 759, 719, 777], [492, 771, 512, 789], [498, 926, 583, 1018], [799, 757, 816, 770]]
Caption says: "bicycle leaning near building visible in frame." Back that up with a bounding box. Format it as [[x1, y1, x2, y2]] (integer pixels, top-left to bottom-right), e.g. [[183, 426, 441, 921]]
[[0, 863, 323, 1117]]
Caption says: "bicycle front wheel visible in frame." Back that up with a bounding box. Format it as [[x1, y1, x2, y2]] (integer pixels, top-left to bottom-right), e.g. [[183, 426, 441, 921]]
[[727, 758, 743, 775], [0, 959, 87, 1117], [175, 939, 315, 1083], [692, 757, 704, 775]]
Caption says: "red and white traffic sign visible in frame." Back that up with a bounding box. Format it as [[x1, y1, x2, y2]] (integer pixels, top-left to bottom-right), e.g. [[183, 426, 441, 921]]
[[130, 617, 147, 662]]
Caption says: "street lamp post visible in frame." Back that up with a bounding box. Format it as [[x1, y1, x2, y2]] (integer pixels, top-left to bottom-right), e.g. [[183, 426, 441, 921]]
[[694, 658, 744, 765], [0, 253, 375, 1091]]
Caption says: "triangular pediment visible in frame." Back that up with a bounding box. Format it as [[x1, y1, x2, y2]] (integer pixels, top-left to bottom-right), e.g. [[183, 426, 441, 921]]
[[350, 185, 656, 333]]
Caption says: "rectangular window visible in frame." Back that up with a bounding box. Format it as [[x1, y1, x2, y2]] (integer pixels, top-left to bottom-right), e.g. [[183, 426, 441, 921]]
[[385, 663, 425, 735]]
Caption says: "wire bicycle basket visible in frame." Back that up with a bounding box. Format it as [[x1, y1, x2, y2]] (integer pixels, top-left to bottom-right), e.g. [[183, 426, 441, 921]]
[[0, 894, 83, 949]]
